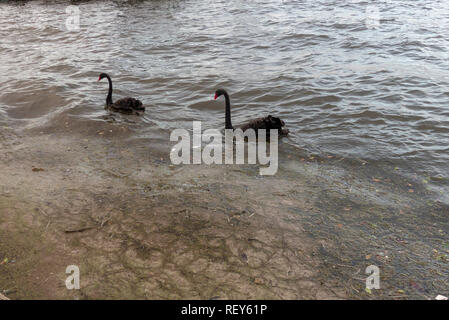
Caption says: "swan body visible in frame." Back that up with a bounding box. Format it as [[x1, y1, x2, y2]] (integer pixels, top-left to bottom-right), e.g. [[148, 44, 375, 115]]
[[98, 73, 145, 115], [239, 115, 289, 136], [214, 89, 289, 137]]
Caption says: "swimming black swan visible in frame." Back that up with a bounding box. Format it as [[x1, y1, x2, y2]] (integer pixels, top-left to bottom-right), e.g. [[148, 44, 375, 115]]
[[214, 89, 289, 136], [98, 73, 145, 115]]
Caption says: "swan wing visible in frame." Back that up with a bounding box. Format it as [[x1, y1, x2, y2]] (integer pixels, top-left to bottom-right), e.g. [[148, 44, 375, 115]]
[[239, 115, 288, 135], [110, 97, 145, 114]]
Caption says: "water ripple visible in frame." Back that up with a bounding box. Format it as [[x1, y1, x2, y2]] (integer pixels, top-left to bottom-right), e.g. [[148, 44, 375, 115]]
[[0, 0, 448, 187]]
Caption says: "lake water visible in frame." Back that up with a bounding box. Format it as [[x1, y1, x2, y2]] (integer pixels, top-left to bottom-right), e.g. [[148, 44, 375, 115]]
[[0, 0, 448, 202]]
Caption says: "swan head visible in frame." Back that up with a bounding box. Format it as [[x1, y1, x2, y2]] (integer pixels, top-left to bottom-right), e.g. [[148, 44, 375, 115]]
[[214, 88, 227, 100], [98, 73, 108, 82]]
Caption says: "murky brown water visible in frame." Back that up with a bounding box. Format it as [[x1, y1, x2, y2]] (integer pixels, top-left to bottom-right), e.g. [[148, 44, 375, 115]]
[[1, 0, 449, 202], [0, 0, 449, 299]]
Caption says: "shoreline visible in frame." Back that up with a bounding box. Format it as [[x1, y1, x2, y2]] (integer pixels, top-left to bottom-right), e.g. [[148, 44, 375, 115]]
[[0, 122, 448, 299]]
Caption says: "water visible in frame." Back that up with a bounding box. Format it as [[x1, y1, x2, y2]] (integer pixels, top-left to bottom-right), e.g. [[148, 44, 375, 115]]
[[1, 0, 449, 299], [0, 0, 449, 202]]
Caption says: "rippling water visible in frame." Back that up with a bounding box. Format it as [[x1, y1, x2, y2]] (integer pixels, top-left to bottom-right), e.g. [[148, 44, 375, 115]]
[[1, 0, 449, 200]]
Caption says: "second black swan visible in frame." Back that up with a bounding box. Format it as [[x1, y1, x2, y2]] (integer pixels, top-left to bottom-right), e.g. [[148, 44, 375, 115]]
[[98, 73, 145, 115], [214, 89, 289, 136]]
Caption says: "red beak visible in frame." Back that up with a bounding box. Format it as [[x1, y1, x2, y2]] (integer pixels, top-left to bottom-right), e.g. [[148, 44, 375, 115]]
[[98, 76, 101, 82], [214, 93, 218, 100]]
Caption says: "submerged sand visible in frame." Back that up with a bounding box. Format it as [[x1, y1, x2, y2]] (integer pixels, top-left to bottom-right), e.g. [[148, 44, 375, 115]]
[[0, 119, 448, 300]]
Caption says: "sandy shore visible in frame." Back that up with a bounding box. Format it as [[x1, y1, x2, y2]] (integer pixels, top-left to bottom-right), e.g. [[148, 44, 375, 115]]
[[0, 122, 342, 299], [0, 119, 447, 299]]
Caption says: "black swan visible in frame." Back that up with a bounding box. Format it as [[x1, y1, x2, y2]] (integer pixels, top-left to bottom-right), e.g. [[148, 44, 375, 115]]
[[214, 89, 289, 137], [98, 73, 145, 115]]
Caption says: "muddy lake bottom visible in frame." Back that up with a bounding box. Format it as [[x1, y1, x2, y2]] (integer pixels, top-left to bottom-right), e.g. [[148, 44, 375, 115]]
[[0, 119, 448, 300]]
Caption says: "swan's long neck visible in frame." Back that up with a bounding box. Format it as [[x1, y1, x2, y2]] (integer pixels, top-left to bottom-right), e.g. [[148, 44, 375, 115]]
[[224, 92, 233, 130], [105, 75, 113, 105]]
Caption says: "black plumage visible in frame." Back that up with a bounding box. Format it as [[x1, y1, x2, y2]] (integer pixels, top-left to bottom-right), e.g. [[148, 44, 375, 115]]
[[98, 73, 145, 115], [214, 88, 289, 137]]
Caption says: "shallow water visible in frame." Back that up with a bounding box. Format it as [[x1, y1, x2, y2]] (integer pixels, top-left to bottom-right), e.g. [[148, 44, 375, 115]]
[[1, 0, 449, 299], [0, 0, 449, 202]]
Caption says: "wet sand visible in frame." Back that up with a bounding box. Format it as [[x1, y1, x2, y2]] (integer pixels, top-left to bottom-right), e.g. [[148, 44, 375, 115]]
[[1, 118, 448, 300], [0, 122, 338, 299]]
